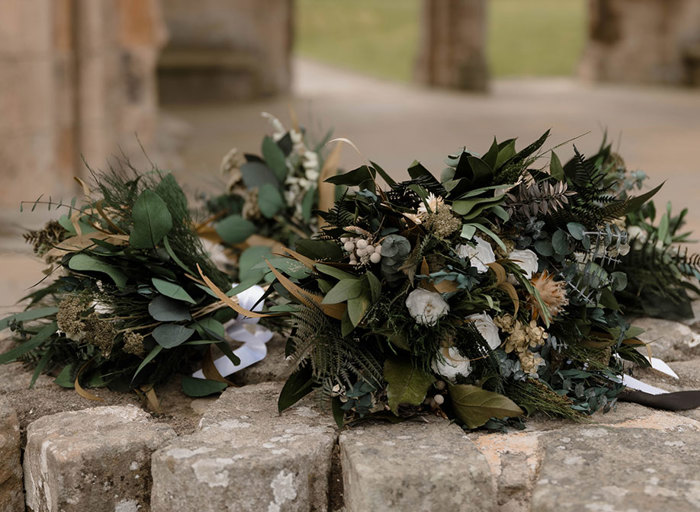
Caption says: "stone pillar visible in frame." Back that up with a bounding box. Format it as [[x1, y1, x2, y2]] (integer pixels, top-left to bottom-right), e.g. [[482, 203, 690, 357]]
[[158, 0, 294, 103], [0, 0, 166, 218], [580, 0, 700, 86], [415, 0, 489, 92]]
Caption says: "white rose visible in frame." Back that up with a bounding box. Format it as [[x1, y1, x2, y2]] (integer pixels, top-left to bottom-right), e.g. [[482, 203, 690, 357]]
[[456, 236, 496, 273], [405, 288, 450, 326], [465, 312, 501, 350], [508, 249, 539, 279], [431, 347, 472, 381]]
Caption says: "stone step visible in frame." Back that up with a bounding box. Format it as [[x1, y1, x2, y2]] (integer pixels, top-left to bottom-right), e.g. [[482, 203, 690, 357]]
[[340, 418, 497, 512], [150, 382, 338, 512], [23, 406, 176, 512], [0, 397, 23, 512]]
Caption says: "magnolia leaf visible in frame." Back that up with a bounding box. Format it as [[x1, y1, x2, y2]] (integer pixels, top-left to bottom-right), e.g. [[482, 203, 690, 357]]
[[69, 254, 127, 289], [278, 364, 315, 413], [315, 263, 356, 281], [130, 189, 173, 248], [347, 295, 370, 326], [258, 183, 285, 218], [215, 214, 256, 245], [148, 295, 192, 322], [322, 279, 363, 304], [296, 239, 344, 261], [181, 376, 227, 397], [152, 323, 195, 348], [448, 384, 523, 429], [385, 358, 435, 414], [152, 278, 196, 304], [364, 271, 382, 302], [262, 136, 288, 183]]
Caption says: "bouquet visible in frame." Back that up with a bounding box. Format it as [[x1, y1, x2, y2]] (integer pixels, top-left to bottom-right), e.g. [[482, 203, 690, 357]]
[[266, 132, 700, 429], [0, 168, 245, 399]]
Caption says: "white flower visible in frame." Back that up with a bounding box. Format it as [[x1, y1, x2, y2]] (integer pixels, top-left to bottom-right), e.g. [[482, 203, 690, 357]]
[[417, 193, 444, 216], [465, 312, 501, 350], [431, 347, 472, 381], [405, 288, 450, 326], [456, 236, 496, 273], [508, 249, 539, 279], [261, 112, 286, 141]]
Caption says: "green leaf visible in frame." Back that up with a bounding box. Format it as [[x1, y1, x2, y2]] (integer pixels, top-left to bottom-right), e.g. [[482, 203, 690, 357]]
[[216, 341, 241, 367], [657, 213, 669, 244], [331, 397, 345, 428], [550, 151, 565, 181], [315, 263, 356, 281], [448, 384, 524, 429], [325, 165, 375, 187], [132, 345, 163, 381], [534, 239, 554, 257], [163, 235, 194, 275], [258, 183, 285, 219], [567, 222, 585, 241], [495, 139, 517, 169], [370, 160, 397, 187], [155, 174, 188, 213], [0, 321, 57, 365], [240, 246, 272, 277], [0, 307, 58, 331], [215, 214, 256, 245], [301, 187, 316, 223], [148, 295, 192, 322], [193, 317, 226, 341], [347, 295, 370, 326], [54, 364, 75, 388], [152, 323, 195, 348], [152, 278, 196, 304], [296, 239, 344, 261], [452, 195, 504, 216], [461, 224, 477, 240], [130, 189, 173, 249], [69, 254, 127, 289], [469, 223, 507, 252], [240, 161, 279, 188], [262, 135, 288, 183], [278, 364, 315, 413], [624, 182, 664, 215], [552, 230, 570, 255], [364, 271, 382, 302], [322, 279, 363, 304], [181, 376, 227, 397], [384, 358, 435, 414]]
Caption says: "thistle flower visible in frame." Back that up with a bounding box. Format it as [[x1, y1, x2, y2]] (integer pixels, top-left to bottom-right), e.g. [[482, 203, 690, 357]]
[[529, 271, 569, 320]]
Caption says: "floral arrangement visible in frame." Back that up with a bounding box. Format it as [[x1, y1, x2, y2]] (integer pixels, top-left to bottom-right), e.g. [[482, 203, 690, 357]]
[[266, 132, 700, 428], [0, 169, 244, 399], [199, 113, 338, 285]]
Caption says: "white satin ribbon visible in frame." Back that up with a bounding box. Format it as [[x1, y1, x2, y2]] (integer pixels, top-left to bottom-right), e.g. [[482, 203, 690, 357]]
[[610, 353, 679, 395], [192, 284, 273, 380]]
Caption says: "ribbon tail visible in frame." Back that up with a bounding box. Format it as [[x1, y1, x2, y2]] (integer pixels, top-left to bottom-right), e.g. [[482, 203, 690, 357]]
[[619, 389, 700, 411]]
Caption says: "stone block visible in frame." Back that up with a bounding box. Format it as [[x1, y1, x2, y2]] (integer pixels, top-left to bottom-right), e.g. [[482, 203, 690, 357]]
[[532, 416, 700, 512], [151, 382, 337, 512], [340, 419, 497, 512], [632, 316, 700, 362], [24, 405, 176, 512], [0, 397, 23, 512], [232, 335, 294, 386]]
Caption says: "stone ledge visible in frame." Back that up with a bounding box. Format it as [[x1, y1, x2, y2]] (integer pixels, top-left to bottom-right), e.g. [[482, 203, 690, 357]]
[[0, 397, 23, 512]]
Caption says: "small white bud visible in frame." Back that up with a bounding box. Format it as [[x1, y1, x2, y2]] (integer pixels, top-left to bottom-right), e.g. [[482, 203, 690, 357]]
[[375, 245, 382, 255], [369, 252, 381, 264], [344, 241, 355, 252], [435, 380, 446, 391], [356, 239, 368, 250], [356, 248, 366, 257], [340, 237, 348, 243], [433, 394, 445, 405], [365, 245, 375, 254]]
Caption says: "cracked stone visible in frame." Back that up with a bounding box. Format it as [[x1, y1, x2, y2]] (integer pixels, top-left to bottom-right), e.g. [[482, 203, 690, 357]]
[[24, 405, 176, 512], [0, 396, 23, 512], [150, 382, 337, 512], [340, 418, 497, 512]]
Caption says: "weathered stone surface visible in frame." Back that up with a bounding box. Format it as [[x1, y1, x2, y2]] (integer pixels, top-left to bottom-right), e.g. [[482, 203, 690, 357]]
[[24, 405, 176, 512], [0, 397, 23, 512], [232, 335, 294, 386], [151, 382, 336, 512], [340, 418, 497, 512], [580, 0, 700, 86], [632, 316, 700, 361], [531, 416, 700, 512]]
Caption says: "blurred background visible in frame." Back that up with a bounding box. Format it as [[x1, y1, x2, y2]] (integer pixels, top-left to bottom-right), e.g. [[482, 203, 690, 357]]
[[1, 0, 700, 304]]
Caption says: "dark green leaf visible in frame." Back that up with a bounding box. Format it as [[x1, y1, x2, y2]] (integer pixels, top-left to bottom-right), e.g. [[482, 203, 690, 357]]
[[567, 222, 585, 240], [331, 396, 345, 428], [550, 151, 565, 181], [181, 376, 227, 397], [215, 214, 256, 245], [0, 321, 57, 364], [384, 358, 435, 414], [552, 230, 570, 255], [216, 341, 241, 367], [240, 161, 279, 188], [534, 239, 554, 257], [152, 324, 195, 348], [364, 271, 382, 302], [132, 345, 163, 381], [278, 364, 315, 413], [130, 189, 173, 248], [315, 263, 356, 281], [54, 364, 75, 388], [193, 317, 226, 341], [301, 187, 316, 223], [69, 254, 127, 289], [0, 307, 58, 331], [152, 278, 196, 304], [448, 384, 524, 429], [322, 279, 363, 304], [347, 295, 370, 326], [258, 183, 285, 218], [148, 295, 192, 322], [262, 135, 288, 183], [296, 239, 344, 261]]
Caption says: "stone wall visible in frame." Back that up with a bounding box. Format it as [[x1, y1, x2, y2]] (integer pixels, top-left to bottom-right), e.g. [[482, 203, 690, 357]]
[[580, 0, 700, 86], [0, 0, 166, 216], [415, 0, 489, 91], [158, 0, 294, 103]]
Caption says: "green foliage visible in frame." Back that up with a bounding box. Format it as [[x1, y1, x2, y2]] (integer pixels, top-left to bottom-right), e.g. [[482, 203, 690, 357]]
[[384, 358, 435, 413], [448, 384, 524, 429]]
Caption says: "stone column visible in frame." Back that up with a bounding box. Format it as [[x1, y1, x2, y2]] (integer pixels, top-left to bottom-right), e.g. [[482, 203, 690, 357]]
[[580, 0, 700, 86], [158, 0, 294, 103], [415, 0, 489, 92]]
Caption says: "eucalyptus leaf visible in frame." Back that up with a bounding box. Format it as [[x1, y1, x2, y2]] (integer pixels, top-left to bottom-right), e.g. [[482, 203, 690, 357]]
[[152, 323, 195, 348], [384, 358, 435, 414], [181, 376, 227, 397], [240, 161, 279, 188], [258, 183, 285, 218], [215, 214, 256, 245], [262, 135, 288, 183], [69, 254, 127, 289], [152, 278, 196, 304], [448, 384, 523, 429], [130, 189, 173, 249], [567, 222, 585, 241], [148, 295, 192, 322]]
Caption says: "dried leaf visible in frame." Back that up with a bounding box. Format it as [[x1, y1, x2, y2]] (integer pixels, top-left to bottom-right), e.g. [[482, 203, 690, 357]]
[[196, 264, 276, 319], [74, 362, 103, 402]]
